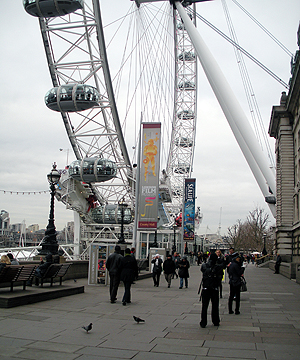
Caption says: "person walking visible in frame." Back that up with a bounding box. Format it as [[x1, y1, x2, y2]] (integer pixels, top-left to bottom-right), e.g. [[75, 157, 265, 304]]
[[228, 253, 244, 315], [163, 254, 176, 288], [178, 256, 190, 289], [172, 252, 180, 278], [197, 251, 202, 266], [151, 254, 163, 287], [199, 253, 223, 328], [106, 245, 123, 303], [274, 252, 282, 274], [119, 248, 138, 306], [215, 249, 226, 298]]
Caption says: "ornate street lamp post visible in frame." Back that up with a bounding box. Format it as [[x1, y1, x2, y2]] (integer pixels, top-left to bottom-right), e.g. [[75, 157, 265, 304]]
[[39, 163, 61, 255], [172, 224, 177, 254], [118, 198, 127, 244], [152, 217, 160, 248], [262, 233, 267, 256], [194, 235, 197, 255]]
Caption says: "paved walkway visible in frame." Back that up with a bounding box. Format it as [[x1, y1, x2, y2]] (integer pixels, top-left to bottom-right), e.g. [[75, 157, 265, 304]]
[[0, 262, 299, 359]]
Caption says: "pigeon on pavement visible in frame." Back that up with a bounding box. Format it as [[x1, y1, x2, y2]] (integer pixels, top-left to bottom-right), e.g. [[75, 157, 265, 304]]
[[82, 323, 93, 333], [133, 316, 145, 324]]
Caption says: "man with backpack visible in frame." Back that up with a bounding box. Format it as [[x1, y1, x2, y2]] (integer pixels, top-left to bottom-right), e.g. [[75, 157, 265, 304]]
[[199, 253, 224, 328]]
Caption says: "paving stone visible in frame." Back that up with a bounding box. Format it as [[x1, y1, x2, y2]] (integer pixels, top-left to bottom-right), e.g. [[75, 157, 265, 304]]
[[14, 348, 79, 360], [133, 351, 196, 360], [26, 341, 84, 353], [151, 337, 205, 347], [203, 340, 256, 350], [151, 343, 208, 356], [208, 347, 266, 359], [218, 325, 260, 332], [75, 346, 138, 358]]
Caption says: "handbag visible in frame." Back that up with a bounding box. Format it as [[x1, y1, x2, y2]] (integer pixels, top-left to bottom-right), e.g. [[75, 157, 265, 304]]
[[240, 276, 247, 292]]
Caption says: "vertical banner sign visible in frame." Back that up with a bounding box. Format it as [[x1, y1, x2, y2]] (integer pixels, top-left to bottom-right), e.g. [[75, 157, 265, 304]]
[[183, 178, 196, 241], [138, 123, 161, 229], [88, 245, 98, 285]]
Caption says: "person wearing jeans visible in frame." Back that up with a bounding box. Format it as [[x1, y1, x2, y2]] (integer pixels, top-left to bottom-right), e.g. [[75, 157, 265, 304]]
[[177, 256, 190, 289]]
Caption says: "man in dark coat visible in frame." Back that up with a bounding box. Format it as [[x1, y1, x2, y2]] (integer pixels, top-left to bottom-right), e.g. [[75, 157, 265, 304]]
[[120, 248, 138, 305], [106, 245, 123, 303], [228, 253, 244, 315], [274, 252, 282, 274], [225, 247, 235, 273], [178, 256, 190, 289], [200, 253, 224, 328], [163, 254, 176, 288]]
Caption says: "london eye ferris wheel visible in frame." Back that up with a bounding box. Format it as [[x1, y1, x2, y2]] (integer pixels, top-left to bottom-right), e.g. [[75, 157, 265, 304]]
[[23, 0, 280, 255], [23, 0, 201, 232]]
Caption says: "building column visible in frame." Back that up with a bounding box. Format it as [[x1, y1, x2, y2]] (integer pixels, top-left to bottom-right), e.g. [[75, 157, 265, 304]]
[[269, 93, 294, 261]]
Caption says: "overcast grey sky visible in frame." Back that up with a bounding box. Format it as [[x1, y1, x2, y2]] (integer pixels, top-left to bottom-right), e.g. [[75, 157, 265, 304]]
[[0, 0, 299, 234]]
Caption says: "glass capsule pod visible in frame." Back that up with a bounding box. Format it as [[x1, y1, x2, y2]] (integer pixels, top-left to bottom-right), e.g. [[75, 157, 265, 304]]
[[177, 110, 195, 120], [68, 157, 117, 183], [91, 205, 132, 224], [178, 51, 195, 62], [23, 0, 83, 18], [159, 184, 172, 203], [178, 81, 195, 90], [45, 84, 100, 112], [174, 164, 190, 174], [175, 137, 193, 148]]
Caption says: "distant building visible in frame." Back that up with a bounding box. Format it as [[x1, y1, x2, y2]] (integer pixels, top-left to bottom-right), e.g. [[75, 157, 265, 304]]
[[11, 223, 24, 232], [269, 24, 300, 276], [28, 224, 39, 232], [0, 210, 10, 236]]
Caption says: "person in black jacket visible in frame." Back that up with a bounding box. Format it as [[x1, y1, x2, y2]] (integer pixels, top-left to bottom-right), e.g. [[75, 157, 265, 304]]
[[200, 253, 223, 328], [178, 256, 190, 289], [163, 254, 176, 288], [106, 245, 123, 303], [215, 249, 226, 298], [228, 253, 244, 315], [225, 247, 235, 273], [28, 254, 53, 286], [120, 248, 138, 306], [274, 252, 282, 274]]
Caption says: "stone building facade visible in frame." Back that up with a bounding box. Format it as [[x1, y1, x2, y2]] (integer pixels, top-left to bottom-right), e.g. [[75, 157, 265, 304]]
[[269, 24, 300, 278]]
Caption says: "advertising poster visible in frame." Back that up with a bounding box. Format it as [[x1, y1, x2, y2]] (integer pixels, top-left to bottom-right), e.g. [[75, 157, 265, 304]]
[[138, 123, 161, 229], [183, 178, 196, 241]]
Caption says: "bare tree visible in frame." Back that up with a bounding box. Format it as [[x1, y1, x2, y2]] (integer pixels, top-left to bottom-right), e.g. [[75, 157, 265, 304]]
[[227, 219, 244, 250], [226, 207, 271, 253], [246, 208, 270, 252]]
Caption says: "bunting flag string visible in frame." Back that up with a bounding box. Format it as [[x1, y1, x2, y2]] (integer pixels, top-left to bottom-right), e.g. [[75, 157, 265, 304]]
[[0, 189, 49, 195]]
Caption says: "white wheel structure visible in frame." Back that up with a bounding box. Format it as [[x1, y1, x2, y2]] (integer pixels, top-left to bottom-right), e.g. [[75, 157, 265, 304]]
[[23, 0, 276, 258], [23, 0, 201, 256]]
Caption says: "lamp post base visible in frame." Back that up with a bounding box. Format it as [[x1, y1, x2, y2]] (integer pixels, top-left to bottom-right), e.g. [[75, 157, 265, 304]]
[[39, 243, 59, 255]]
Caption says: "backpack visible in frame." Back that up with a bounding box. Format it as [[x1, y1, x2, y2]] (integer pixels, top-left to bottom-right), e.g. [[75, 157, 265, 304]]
[[201, 261, 219, 289]]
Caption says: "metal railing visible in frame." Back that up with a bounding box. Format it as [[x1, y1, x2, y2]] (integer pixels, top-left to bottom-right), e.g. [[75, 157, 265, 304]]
[[255, 254, 275, 266]]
